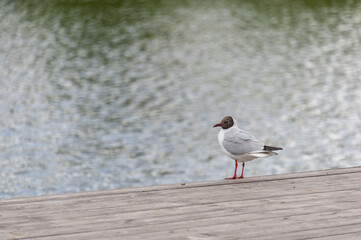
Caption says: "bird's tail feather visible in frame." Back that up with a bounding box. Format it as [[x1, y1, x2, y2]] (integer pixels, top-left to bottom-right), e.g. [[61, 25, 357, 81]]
[[263, 145, 283, 151], [249, 150, 278, 158]]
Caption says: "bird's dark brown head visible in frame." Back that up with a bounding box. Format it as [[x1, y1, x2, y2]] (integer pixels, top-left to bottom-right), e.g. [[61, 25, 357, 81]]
[[213, 116, 234, 129]]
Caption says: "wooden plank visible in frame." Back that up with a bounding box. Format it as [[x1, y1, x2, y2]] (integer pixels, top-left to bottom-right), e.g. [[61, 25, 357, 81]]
[[1, 187, 359, 227], [1, 178, 360, 222], [1, 167, 361, 240], [2, 170, 361, 215], [310, 231, 361, 240], [3, 189, 360, 232], [3, 166, 361, 205], [1, 179, 360, 230], [6, 208, 361, 240], [128, 222, 361, 240]]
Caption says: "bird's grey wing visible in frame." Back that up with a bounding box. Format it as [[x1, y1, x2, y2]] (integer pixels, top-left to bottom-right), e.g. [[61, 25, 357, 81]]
[[223, 130, 264, 155]]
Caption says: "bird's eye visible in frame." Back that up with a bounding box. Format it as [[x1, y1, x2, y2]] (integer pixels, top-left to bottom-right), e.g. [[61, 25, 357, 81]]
[[225, 121, 229, 124]]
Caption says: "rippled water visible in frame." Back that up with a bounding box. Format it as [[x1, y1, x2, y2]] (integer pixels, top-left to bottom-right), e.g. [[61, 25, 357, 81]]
[[1, 0, 361, 199]]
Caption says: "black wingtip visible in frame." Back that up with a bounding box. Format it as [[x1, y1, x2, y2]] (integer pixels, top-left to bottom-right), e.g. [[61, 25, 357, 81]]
[[263, 145, 283, 151]]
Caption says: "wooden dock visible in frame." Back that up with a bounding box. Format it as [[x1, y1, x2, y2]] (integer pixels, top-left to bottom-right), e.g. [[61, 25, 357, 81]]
[[1, 167, 361, 240]]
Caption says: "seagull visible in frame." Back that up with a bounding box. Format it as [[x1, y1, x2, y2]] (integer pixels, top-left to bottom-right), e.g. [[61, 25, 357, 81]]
[[213, 116, 282, 179]]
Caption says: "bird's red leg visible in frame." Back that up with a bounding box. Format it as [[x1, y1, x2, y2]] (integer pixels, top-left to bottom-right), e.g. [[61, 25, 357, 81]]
[[237, 162, 245, 178], [225, 160, 238, 180]]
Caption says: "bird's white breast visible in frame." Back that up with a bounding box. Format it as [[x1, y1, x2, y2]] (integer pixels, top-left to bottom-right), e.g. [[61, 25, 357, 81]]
[[217, 128, 232, 157]]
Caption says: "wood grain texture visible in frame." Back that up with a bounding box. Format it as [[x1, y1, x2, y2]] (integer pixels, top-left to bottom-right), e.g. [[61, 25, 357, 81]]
[[1, 166, 361, 240]]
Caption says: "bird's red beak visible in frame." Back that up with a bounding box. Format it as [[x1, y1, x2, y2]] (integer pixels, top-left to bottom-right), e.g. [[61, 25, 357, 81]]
[[213, 123, 222, 128]]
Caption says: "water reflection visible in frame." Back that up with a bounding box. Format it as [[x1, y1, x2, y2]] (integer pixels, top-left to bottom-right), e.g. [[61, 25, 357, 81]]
[[0, 0, 361, 199]]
